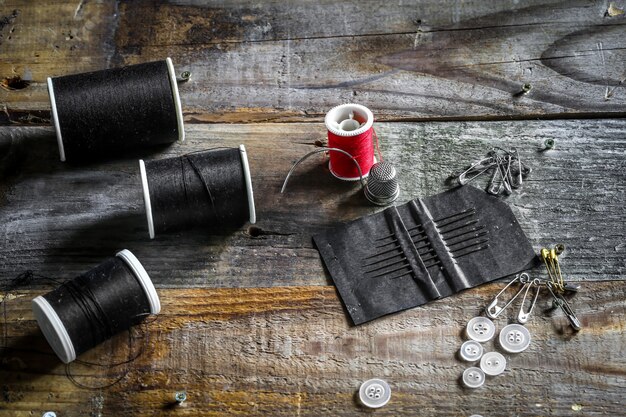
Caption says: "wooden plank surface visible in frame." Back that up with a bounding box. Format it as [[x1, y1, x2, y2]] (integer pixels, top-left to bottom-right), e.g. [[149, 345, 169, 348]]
[[1, 0, 626, 124], [1, 282, 625, 417], [1, 119, 624, 288], [1, 1, 625, 416]]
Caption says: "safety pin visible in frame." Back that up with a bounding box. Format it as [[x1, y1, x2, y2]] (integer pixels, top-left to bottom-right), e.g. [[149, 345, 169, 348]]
[[506, 150, 521, 190], [517, 278, 541, 324], [546, 281, 582, 331], [541, 247, 565, 293], [509, 148, 524, 188], [486, 160, 505, 195], [485, 273, 529, 319], [500, 155, 513, 194], [457, 157, 495, 185]]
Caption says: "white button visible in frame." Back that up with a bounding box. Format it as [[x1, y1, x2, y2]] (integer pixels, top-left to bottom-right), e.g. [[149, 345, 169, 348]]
[[480, 352, 506, 376], [462, 367, 485, 388], [358, 378, 391, 408], [499, 323, 531, 353], [459, 340, 483, 362], [466, 317, 496, 342]]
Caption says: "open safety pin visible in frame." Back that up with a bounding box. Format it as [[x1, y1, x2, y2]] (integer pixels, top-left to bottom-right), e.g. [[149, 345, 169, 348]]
[[485, 273, 530, 319]]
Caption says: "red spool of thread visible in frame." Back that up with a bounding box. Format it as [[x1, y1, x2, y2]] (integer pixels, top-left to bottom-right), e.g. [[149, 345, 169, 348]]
[[325, 104, 375, 180]]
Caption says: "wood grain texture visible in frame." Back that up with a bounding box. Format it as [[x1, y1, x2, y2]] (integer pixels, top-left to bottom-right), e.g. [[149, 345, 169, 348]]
[[1, 2, 625, 416], [1, 0, 625, 124], [0, 119, 624, 288], [1, 282, 625, 416]]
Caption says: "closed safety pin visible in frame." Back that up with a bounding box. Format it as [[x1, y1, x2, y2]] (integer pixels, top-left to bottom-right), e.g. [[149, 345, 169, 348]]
[[457, 157, 495, 185], [485, 273, 530, 319], [546, 281, 582, 331], [518, 278, 541, 324], [542, 247, 565, 293]]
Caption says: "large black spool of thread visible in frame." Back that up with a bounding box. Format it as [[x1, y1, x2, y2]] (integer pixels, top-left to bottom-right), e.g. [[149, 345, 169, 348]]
[[139, 145, 256, 239], [47, 58, 184, 162], [31, 250, 160, 364]]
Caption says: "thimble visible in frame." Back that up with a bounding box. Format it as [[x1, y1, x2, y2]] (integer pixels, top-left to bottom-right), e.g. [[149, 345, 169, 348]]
[[364, 162, 400, 206]]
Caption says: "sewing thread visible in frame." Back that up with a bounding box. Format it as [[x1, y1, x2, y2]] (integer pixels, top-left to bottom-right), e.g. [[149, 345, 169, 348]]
[[31, 250, 160, 364], [325, 103, 376, 180], [47, 57, 184, 162], [139, 145, 256, 239]]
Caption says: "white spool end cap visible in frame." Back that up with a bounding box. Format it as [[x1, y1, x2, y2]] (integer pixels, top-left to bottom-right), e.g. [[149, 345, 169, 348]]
[[324, 103, 374, 137], [32, 296, 76, 363], [480, 351, 507, 376], [499, 323, 531, 353], [46, 77, 66, 162], [462, 367, 485, 389], [239, 144, 256, 224], [358, 378, 391, 408], [165, 57, 185, 143], [139, 159, 156, 239], [116, 249, 161, 314]]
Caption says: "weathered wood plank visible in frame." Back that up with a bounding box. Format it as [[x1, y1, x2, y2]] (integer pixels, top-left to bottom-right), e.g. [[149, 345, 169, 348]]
[[1, 282, 624, 416], [1, 0, 625, 124], [0, 119, 624, 288]]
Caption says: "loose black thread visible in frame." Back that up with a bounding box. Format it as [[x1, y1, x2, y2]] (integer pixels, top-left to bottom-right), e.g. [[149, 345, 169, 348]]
[[146, 147, 249, 235], [1, 264, 155, 390], [1, 270, 153, 390], [66, 316, 156, 390], [51, 59, 179, 161]]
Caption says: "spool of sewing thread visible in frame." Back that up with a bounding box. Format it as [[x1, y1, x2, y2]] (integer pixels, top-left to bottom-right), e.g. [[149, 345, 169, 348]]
[[139, 145, 256, 239], [47, 57, 184, 162], [324, 103, 375, 180], [31, 250, 160, 364]]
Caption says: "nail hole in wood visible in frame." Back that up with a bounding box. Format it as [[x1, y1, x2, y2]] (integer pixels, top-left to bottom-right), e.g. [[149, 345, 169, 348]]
[[247, 226, 264, 237], [1, 76, 30, 91]]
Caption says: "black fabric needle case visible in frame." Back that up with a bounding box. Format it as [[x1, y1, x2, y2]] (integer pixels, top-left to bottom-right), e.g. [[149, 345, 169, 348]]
[[313, 186, 538, 325]]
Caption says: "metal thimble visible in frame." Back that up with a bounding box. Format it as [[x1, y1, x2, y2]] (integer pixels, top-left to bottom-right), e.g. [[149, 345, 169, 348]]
[[364, 162, 400, 206]]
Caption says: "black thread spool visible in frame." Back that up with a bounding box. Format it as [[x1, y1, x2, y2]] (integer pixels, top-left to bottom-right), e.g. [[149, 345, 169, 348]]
[[47, 57, 184, 162], [31, 250, 160, 363], [139, 145, 256, 239]]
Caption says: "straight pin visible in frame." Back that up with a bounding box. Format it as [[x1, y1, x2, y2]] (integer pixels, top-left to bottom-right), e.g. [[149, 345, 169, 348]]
[[412, 235, 429, 245], [369, 264, 412, 279], [446, 231, 489, 247], [375, 238, 399, 249], [362, 251, 406, 267], [419, 254, 439, 263], [439, 219, 480, 236], [406, 224, 424, 232], [433, 207, 476, 224], [375, 232, 396, 241], [409, 229, 427, 237], [435, 209, 476, 228], [363, 258, 408, 274], [452, 244, 490, 259], [442, 225, 486, 242], [362, 245, 402, 260], [450, 239, 489, 253]]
